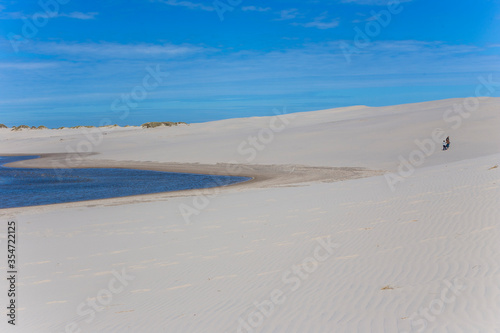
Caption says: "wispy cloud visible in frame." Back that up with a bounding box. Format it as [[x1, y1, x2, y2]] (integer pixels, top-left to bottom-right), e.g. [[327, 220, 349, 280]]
[[341, 0, 413, 5], [295, 13, 340, 29], [276, 8, 300, 21], [0, 62, 58, 70], [0, 11, 25, 20], [363, 40, 480, 55], [156, 0, 214, 11], [352, 12, 378, 23], [0, 11, 98, 20], [57, 12, 99, 20], [18, 41, 211, 59], [241, 6, 271, 12]]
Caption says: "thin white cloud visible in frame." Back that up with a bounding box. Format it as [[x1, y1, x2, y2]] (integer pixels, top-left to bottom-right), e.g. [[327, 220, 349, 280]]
[[0, 62, 58, 70], [241, 6, 271, 12], [276, 8, 299, 21], [0, 11, 24, 20], [20, 41, 211, 59], [366, 40, 479, 54], [57, 12, 99, 20], [352, 14, 378, 23], [0, 11, 98, 20], [341, 0, 412, 5], [157, 0, 214, 11], [296, 13, 340, 29]]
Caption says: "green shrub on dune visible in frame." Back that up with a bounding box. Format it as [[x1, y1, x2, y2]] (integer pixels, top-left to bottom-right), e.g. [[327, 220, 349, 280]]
[[70, 125, 94, 129], [3, 124, 48, 129], [11, 125, 30, 131], [4, 122, 186, 130], [141, 121, 187, 128], [141, 122, 163, 128]]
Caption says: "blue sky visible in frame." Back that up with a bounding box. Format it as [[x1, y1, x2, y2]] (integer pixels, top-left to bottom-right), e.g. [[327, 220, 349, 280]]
[[0, 0, 499, 127]]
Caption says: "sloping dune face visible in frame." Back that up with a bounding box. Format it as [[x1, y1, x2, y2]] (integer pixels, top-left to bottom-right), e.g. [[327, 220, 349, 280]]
[[1, 98, 499, 170]]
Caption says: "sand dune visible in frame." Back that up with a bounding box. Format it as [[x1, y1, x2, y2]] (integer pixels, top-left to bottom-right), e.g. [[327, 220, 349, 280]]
[[1, 98, 499, 332], [1, 98, 499, 170]]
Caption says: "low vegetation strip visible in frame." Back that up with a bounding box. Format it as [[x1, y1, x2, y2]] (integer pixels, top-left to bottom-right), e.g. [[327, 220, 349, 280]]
[[141, 121, 187, 128], [0, 122, 188, 130]]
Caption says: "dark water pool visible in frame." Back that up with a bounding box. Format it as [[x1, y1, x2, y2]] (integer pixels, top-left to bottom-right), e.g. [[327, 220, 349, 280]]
[[0, 156, 250, 209]]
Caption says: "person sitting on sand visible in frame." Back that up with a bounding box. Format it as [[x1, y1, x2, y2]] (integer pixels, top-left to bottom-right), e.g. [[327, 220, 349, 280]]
[[442, 136, 450, 150]]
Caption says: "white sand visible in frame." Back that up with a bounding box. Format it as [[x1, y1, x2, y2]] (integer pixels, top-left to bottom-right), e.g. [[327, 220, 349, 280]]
[[1, 98, 499, 332]]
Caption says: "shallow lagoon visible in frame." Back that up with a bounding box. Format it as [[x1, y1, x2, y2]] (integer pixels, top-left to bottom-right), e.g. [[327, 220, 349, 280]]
[[0, 156, 250, 209]]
